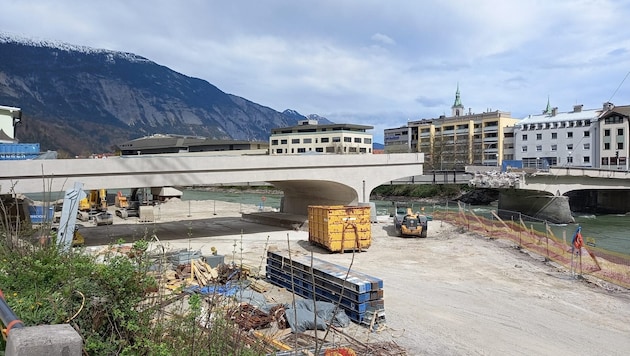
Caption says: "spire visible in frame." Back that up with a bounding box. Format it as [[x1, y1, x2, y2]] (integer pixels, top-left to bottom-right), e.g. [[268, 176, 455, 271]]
[[452, 83, 463, 108], [544, 96, 552, 115], [451, 83, 464, 116]]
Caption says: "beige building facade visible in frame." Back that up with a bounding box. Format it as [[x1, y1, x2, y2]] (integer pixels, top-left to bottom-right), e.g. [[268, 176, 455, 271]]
[[384, 87, 518, 170]]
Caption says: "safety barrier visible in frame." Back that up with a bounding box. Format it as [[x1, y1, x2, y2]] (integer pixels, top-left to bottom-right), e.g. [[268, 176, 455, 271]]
[[431, 204, 630, 290]]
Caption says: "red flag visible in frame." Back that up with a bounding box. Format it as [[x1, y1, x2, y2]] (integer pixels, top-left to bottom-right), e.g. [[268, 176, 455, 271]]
[[572, 227, 584, 250], [573, 231, 583, 250]]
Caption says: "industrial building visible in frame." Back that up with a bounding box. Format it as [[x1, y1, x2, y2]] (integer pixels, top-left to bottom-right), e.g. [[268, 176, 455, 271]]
[[0, 105, 42, 160], [115, 134, 269, 155]]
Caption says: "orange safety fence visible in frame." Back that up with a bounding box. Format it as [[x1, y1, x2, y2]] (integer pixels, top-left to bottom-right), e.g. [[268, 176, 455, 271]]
[[432, 205, 630, 290]]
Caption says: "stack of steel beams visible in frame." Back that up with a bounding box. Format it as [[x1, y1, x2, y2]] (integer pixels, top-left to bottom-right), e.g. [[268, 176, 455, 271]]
[[266, 250, 384, 324]]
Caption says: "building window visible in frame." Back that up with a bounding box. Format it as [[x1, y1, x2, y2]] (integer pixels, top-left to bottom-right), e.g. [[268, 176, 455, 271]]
[[344, 137, 352, 143], [281, 139, 288, 144], [316, 147, 323, 152], [584, 131, 590, 137], [365, 138, 372, 144], [551, 132, 557, 139], [567, 144, 573, 150], [321, 137, 329, 143], [303, 138, 312, 144], [567, 132, 573, 138], [618, 142, 624, 150], [522, 134, 528, 141], [583, 143, 589, 150], [332, 137, 341, 142], [605, 129, 611, 137], [536, 133, 542, 140], [354, 137, 362, 143], [522, 146, 528, 152], [551, 144, 557, 151], [271, 140, 278, 145], [536, 145, 542, 151], [567, 156, 573, 164], [297, 148, 306, 153], [584, 156, 590, 163], [292, 139, 300, 144], [275, 149, 283, 154], [360, 147, 367, 153], [349, 147, 357, 152], [618, 128, 624, 136], [326, 147, 335, 153], [604, 142, 610, 150]]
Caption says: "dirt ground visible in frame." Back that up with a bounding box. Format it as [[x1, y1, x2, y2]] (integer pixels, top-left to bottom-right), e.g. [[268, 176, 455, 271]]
[[85, 199, 630, 355]]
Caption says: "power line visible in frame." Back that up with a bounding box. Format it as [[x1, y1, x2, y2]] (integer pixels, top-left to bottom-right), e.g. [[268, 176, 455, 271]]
[[608, 70, 630, 103]]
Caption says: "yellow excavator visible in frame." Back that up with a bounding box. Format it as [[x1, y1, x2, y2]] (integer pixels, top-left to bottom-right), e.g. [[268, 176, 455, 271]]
[[77, 189, 108, 222]]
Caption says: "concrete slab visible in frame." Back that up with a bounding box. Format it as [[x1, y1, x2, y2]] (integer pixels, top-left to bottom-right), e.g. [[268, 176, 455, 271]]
[[6, 324, 82, 356]]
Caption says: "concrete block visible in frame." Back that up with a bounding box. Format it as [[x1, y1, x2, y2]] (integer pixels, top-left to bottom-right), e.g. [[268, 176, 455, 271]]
[[6, 324, 82, 356]]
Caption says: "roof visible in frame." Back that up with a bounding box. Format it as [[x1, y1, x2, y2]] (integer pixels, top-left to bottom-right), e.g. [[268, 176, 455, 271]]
[[0, 105, 21, 113], [599, 105, 630, 118], [116, 134, 267, 150], [518, 108, 601, 125], [271, 123, 373, 133]]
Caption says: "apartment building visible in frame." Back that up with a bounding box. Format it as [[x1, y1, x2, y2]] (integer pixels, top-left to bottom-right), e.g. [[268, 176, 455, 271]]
[[269, 120, 373, 154], [514, 102, 601, 169], [597, 104, 630, 169], [384, 87, 518, 170]]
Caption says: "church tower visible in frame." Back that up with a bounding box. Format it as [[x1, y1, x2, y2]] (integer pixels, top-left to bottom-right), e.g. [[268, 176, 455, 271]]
[[451, 83, 464, 117]]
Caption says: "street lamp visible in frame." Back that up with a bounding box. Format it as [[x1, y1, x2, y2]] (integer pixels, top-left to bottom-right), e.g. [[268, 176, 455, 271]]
[[495, 153, 499, 170]]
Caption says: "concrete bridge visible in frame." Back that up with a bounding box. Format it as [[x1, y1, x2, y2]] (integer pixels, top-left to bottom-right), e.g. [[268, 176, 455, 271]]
[[467, 166, 630, 223], [0, 153, 423, 215]]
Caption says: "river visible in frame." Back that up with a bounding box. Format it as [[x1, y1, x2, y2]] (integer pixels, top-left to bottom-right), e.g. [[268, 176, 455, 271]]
[[179, 189, 630, 255], [24, 188, 630, 255]]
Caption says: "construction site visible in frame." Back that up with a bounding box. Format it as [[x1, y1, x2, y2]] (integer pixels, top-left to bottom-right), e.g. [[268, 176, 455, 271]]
[[3, 197, 630, 355]]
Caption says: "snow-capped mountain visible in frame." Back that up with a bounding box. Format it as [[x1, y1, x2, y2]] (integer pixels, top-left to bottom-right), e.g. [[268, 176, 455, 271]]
[[0, 33, 314, 155]]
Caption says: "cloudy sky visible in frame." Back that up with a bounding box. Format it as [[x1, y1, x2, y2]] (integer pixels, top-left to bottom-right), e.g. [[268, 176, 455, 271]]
[[3, 0, 630, 142]]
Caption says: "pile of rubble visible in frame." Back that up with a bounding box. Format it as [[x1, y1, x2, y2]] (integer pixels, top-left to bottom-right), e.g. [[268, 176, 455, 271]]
[[468, 171, 522, 189]]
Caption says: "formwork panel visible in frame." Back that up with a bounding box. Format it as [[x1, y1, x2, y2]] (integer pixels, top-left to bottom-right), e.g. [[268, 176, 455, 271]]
[[308, 205, 372, 252]]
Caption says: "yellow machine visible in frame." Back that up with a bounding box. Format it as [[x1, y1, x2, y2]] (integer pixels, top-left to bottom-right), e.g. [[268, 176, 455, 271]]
[[394, 207, 428, 238], [79, 189, 107, 212]]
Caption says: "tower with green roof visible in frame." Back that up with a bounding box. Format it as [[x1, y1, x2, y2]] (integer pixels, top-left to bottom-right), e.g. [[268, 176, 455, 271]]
[[452, 83, 464, 117]]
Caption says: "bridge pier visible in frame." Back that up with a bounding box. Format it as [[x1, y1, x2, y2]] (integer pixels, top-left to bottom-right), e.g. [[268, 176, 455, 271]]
[[498, 189, 574, 224]]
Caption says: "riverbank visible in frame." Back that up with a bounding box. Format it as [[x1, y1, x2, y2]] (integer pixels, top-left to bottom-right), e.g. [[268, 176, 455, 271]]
[[84, 198, 630, 355]]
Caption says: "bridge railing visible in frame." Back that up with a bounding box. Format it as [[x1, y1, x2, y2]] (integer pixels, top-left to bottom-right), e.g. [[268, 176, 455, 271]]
[[430, 204, 630, 290]]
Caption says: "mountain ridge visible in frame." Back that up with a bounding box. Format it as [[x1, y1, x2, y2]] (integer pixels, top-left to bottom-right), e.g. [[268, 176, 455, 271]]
[[0, 33, 333, 156]]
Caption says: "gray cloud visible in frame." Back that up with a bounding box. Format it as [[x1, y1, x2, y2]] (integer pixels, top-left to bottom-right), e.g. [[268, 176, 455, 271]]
[[3, 0, 630, 143]]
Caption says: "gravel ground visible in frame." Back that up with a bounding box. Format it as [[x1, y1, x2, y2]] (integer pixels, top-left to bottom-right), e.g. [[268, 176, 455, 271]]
[[84, 199, 630, 355]]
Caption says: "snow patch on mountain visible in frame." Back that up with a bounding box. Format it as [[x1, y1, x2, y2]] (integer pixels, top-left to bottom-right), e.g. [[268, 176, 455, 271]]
[[0, 31, 150, 63]]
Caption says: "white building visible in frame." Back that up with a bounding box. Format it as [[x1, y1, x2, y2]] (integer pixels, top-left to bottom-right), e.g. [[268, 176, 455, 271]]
[[514, 101, 601, 169], [269, 120, 373, 154], [596, 104, 630, 169], [0, 105, 21, 143]]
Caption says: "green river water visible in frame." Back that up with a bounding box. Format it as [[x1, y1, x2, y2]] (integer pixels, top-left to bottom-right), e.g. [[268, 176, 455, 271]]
[[25, 188, 630, 255]]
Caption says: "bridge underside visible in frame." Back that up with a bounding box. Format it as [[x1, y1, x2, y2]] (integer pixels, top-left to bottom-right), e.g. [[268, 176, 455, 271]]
[[269, 180, 359, 215]]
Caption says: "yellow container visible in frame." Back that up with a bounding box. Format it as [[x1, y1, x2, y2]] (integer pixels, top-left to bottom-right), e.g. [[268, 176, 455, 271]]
[[308, 205, 372, 252]]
